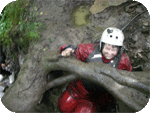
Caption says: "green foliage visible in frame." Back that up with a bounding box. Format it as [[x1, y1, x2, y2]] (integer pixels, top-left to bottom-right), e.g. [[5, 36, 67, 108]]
[[0, 9, 13, 45], [0, 0, 43, 51], [17, 20, 42, 49], [0, 0, 27, 46]]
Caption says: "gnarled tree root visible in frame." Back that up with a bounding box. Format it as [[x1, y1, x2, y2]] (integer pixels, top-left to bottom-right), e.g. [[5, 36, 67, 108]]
[[2, 52, 150, 112]]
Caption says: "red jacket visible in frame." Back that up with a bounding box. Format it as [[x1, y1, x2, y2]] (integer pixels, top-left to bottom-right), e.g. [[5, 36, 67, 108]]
[[60, 43, 132, 71]]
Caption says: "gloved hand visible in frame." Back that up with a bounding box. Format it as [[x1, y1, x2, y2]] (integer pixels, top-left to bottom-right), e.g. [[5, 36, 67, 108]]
[[61, 48, 74, 57]]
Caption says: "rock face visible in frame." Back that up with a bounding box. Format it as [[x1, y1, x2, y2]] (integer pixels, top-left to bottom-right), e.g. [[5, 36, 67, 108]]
[[90, 0, 129, 14]]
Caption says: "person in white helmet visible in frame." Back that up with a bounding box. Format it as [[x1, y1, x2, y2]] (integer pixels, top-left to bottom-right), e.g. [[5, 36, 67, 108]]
[[57, 27, 132, 112]]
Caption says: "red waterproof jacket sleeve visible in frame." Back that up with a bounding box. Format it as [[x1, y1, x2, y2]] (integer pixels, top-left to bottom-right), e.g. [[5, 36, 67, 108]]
[[75, 43, 96, 62], [60, 43, 96, 62], [59, 45, 68, 53], [118, 53, 132, 71]]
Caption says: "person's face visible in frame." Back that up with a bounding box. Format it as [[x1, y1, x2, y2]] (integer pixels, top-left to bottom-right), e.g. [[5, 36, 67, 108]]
[[102, 44, 118, 60]]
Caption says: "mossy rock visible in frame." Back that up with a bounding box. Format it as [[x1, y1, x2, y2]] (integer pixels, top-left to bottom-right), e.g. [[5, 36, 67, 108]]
[[0, 0, 43, 54]]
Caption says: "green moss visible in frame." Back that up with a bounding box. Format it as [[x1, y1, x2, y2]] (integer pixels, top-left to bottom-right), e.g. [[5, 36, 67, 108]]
[[71, 4, 91, 27], [0, 0, 44, 53], [0, 0, 29, 46]]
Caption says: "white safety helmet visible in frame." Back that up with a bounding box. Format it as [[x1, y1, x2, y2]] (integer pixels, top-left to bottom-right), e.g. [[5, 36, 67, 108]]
[[100, 27, 124, 48]]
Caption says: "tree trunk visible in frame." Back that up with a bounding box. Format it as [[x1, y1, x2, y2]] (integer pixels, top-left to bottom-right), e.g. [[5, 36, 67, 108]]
[[2, 51, 149, 112]]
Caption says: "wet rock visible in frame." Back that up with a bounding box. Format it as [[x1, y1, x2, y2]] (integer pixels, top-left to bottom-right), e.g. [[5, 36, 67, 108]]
[[0, 92, 5, 98], [18, 53, 25, 67], [0, 79, 9, 98], [90, 0, 129, 14], [141, 20, 150, 35], [0, 83, 7, 92], [142, 21, 149, 27], [125, 1, 140, 13]]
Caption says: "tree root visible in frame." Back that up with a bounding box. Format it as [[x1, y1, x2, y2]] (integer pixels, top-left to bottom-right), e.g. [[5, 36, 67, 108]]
[[2, 51, 150, 112]]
